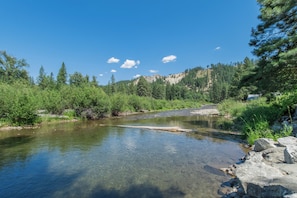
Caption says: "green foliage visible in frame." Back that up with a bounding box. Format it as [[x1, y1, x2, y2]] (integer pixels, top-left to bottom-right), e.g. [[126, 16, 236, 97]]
[[209, 63, 236, 103], [57, 62, 67, 87], [151, 79, 165, 99], [127, 95, 143, 112], [220, 91, 297, 144], [69, 72, 89, 87], [249, 0, 297, 92], [0, 83, 39, 125], [110, 94, 127, 116], [0, 51, 30, 84], [218, 99, 247, 118], [136, 76, 151, 97], [243, 115, 274, 145], [62, 109, 76, 119]]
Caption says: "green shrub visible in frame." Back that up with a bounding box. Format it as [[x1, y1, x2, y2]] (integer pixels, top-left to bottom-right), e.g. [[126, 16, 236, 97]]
[[111, 94, 127, 116], [1, 83, 40, 126], [127, 95, 143, 112], [218, 99, 247, 117]]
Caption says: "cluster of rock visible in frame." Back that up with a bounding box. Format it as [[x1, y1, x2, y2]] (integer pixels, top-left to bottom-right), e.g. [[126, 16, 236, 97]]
[[220, 136, 297, 198]]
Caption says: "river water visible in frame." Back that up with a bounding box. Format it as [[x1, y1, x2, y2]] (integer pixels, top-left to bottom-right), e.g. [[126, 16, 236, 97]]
[[0, 109, 246, 198]]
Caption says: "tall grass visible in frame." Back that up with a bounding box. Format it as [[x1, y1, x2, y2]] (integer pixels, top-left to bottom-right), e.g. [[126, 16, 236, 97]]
[[218, 90, 297, 144]]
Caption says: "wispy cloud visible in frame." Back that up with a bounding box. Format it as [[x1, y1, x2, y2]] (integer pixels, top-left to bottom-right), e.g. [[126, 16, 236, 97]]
[[107, 57, 120, 63], [121, 59, 140, 69], [133, 74, 141, 78], [149, 70, 158, 73], [214, 46, 221, 50], [111, 69, 117, 73], [162, 55, 176, 63], [99, 74, 103, 77]]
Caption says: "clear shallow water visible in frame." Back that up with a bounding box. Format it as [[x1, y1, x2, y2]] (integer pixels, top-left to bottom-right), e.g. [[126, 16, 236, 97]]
[[0, 112, 246, 198]]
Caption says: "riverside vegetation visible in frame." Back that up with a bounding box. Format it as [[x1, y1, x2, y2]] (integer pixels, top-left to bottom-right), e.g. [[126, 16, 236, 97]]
[[1, 0, 297, 146]]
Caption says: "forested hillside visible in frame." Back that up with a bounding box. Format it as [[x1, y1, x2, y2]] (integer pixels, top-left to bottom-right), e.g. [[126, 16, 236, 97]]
[[111, 59, 257, 103]]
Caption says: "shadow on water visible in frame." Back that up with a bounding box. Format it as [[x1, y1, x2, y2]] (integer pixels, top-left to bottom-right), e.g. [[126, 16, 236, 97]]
[[0, 135, 35, 169], [0, 135, 34, 148], [90, 184, 185, 198], [57, 183, 185, 198]]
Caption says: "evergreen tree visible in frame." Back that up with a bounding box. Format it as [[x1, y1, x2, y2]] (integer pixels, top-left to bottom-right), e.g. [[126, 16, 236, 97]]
[[69, 72, 86, 87], [37, 66, 46, 88], [136, 76, 150, 97], [57, 62, 67, 87], [127, 82, 136, 95], [110, 74, 116, 94], [152, 79, 165, 99], [91, 76, 98, 87], [250, 0, 297, 92]]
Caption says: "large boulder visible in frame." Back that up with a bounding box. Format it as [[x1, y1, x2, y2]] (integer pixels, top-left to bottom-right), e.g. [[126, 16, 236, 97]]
[[254, 138, 276, 152], [234, 139, 297, 197], [235, 158, 290, 197]]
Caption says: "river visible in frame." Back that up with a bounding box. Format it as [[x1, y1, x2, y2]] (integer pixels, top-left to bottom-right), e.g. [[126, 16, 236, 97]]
[[0, 109, 246, 198]]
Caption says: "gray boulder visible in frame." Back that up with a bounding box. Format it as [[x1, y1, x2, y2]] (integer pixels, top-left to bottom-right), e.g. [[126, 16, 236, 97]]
[[254, 138, 276, 152], [278, 136, 297, 147], [235, 159, 287, 197], [284, 145, 297, 164]]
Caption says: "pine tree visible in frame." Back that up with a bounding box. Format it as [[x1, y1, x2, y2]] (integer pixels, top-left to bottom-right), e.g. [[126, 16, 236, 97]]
[[57, 62, 67, 87], [136, 76, 150, 97], [250, 0, 297, 92]]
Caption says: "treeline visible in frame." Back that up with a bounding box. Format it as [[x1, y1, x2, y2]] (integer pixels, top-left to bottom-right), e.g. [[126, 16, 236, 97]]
[[0, 51, 205, 126], [0, 48, 265, 126]]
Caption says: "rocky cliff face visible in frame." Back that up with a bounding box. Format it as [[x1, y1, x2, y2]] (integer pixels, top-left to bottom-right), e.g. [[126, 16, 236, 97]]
[[133, 72, 187, 85]]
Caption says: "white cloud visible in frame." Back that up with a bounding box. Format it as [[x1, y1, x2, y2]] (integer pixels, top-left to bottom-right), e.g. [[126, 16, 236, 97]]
[[149, 70, 158, 73], [133, 74, 141, 78], [120, 59, 140, 69], [162, 55, 176, 63], [99, 74, 103, 77], [107, 57, 120, 63], [215, 46, 221, 50], [111, 69, 117, 73]]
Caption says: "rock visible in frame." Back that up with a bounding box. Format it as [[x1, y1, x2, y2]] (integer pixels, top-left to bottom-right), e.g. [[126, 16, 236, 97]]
[[278, 136, 297, 147], [285, 193, 297, 198], [235, 159, 294, 197], [262, 147, 285, 163], [254, 138, 276, 152], [284, 145, 297, 164], [220, 137, 297, 197]]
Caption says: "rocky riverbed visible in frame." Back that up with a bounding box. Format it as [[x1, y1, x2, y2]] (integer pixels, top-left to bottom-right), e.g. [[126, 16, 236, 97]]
[[220, 136, 297, 198]]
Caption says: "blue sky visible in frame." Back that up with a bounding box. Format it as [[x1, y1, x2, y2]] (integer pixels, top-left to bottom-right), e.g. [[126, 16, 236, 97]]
[[1, 0, 260, 85]]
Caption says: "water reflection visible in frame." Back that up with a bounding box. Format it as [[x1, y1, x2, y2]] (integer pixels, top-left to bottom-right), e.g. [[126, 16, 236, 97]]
[[0, 111, 246, 198]]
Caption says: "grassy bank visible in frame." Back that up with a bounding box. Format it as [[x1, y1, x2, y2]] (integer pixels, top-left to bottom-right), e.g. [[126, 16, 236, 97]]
[[218, 90, 297, 144]]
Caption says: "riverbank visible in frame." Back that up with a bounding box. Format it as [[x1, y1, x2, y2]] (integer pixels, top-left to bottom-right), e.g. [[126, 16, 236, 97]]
[[0, 105, 214, 131], [220, 136, 297, 198]]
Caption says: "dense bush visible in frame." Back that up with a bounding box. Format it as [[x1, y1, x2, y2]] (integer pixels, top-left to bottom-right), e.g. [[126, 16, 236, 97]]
[[0, 83, 39, 125]]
